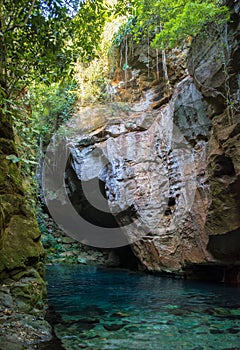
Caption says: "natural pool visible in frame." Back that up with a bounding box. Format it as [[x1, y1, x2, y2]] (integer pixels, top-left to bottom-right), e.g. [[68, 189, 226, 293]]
[[46, 264, 240, 350]]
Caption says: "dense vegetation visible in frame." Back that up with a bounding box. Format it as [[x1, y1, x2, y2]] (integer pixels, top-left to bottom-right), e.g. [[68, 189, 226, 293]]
[[114, 0, 229, 47], [0, 0, 229, 187], [0, 0, 111, 179], [0, 0, 110, 97], [0, 0, 229, 96]]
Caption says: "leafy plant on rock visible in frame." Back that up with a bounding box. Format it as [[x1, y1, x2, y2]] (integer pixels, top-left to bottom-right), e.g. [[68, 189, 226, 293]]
[[114, 0, 229, 49]]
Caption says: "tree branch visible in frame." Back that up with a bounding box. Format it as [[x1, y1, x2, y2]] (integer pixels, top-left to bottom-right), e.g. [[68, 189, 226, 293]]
[[4, 0, 36, 34]]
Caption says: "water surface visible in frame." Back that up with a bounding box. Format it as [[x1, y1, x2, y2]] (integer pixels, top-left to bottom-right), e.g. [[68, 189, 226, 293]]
[[46, 264, 240, 350]]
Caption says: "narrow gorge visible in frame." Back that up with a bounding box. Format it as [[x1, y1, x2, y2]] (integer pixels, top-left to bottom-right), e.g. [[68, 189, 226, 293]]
[[0, 0, 240, 349]]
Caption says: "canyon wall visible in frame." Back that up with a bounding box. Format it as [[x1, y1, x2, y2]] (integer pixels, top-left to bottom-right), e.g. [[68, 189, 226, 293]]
[[0, 118, 50, 346], [65, 1, 240, 282]]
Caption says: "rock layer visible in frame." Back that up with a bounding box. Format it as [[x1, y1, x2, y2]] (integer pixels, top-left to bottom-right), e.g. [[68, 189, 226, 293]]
[[67, 76, 212, 273], [60, 2, 240, 282]]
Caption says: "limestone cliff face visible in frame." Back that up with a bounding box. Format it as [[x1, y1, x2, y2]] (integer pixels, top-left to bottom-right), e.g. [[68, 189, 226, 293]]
[[65, 2, 240, 282], [0, 118, 46, 313], [67, 77, 212, 274], [188, 1, 240, 260]]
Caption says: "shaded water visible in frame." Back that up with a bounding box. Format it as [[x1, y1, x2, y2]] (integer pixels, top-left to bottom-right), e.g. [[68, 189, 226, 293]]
[[46, 265, 240, 350]]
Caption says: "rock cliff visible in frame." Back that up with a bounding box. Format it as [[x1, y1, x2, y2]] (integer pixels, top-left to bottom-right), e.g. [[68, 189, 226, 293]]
[[0, 118, 51, 347], [45, 1, 240, 282]]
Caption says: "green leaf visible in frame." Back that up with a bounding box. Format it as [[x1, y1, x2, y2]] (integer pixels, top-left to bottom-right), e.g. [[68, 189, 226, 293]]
[[6, 154, 20, 163]]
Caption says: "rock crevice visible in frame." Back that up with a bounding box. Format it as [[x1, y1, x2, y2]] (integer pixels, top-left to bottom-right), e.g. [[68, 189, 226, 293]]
[[64, 2, 240, 282]]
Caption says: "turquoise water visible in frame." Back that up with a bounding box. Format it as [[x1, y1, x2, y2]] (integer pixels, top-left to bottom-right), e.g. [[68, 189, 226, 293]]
[[46, 265, 240, 350]]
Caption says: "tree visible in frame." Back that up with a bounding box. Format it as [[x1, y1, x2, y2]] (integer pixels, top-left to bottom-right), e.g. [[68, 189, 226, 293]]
[[150, 0, 229, 49], [0, 0, 111, 183], [0, 0, 67, 100], [0, 0, 110, 102], [72, 0, 111, 62], [114, 0, 229, 49]]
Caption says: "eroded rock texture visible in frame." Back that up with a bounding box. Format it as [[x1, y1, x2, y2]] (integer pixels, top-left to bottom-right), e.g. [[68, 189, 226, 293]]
[[0, 118, 49, 346], [188, 1, 240, 280], [67, 77, 211, 274], [63, 2, 240, 282]]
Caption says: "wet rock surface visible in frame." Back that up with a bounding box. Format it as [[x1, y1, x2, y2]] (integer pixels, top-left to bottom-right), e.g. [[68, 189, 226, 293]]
[[0, 285, 52, 350], [188, 1, 240, 275]]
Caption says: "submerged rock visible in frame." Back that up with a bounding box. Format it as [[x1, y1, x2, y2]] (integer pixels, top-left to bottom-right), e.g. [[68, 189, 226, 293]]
[[103, 323, 127, 331]]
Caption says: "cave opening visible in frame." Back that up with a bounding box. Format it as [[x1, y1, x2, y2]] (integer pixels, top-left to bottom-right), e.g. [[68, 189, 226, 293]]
[[207, 228, 240, 261], [183, 263, 240, 284], [183, 264, 228, 282], [64, 163, 139, 270], [212, 155, 235, 177], [114, 245, 139, 270], [69, 177, 120, 228]]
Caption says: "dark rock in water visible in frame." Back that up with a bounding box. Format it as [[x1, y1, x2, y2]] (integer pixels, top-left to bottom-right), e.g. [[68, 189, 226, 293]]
[[78, 317, 100, 325], [63, 310, 82, 316], [81, 305, 107, 316], [77, 322, 96, 331], [62, 320, 96, 332], [45, 304, 63, 325], [166, 320, 175, 325], [227, 327, 240, 334], [205, 308, 240, 320], [167, 308, 186, 316], [209, 328, 225, 334], [125, 325, 139, 332], [63, 317, 100, 326], [35, 333, 65, 350], [103, 323, 126, 331]]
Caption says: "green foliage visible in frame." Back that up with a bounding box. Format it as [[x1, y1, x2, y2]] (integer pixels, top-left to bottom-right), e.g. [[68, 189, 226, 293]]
[[2, 79, 77, 208], [114, 0, 229, 49], [114, 0, 138, 16], [1, 0, 70, 99], [74, 16, 120, 105], [113, 17, 135, 46], [29, 81, 78, 145], [151, 0, 230, 49], [72, 0, 111, 62], [5, 97, 39, 177], [0, 0, 111, 200], [0, 0, 111, 102]]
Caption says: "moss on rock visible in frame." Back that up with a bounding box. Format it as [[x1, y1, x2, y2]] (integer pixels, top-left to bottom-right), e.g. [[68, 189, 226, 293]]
[[10, 267, 46, 312], [0, 215, 44, 273]]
